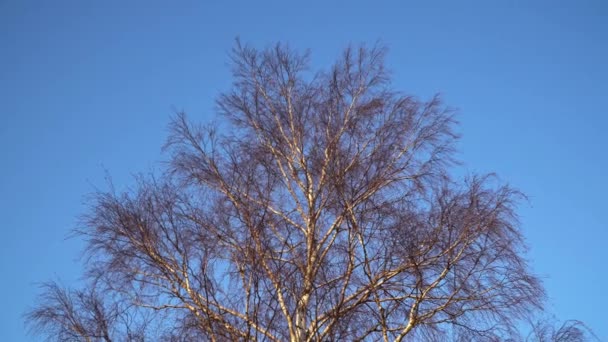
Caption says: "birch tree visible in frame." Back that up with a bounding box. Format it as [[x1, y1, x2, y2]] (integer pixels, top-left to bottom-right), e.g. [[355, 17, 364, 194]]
[[27, 42, 581, 341]]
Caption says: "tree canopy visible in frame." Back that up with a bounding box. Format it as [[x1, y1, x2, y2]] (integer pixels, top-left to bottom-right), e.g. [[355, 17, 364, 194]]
[[26, 42, 593, 342]]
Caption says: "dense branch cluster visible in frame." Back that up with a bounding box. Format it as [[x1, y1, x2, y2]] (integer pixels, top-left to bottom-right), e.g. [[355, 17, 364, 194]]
[[27, 43, 591, 341]]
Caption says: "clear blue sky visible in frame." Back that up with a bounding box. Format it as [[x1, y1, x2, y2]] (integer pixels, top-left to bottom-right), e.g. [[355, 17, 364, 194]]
[[1, 1, 606, 340]]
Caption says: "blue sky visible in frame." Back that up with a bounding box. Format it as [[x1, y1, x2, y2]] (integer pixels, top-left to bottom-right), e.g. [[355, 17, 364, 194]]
[[1, 1, 606, 340]]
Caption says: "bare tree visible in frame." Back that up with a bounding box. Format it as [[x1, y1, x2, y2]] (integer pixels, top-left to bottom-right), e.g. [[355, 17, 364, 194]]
[[27, 42, 583, 341]]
